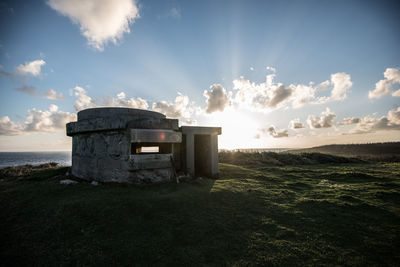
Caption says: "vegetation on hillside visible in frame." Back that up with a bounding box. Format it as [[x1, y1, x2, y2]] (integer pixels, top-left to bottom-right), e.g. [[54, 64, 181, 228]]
[[219, 151, 364, 166], [1, 158, 399, 266], [290, 142, 400, 162], [0, 162, 59, 178]]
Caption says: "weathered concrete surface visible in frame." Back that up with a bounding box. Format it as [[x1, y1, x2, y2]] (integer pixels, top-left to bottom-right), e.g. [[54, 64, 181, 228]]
[[130, 129, 182, 143], [67, 107, 221, 184], [180, 126, 221, 178], [68, 108, 180, 183]]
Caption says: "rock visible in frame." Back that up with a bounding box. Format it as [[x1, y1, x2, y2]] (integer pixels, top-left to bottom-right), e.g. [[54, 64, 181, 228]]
[[60, 179, 78, 185]]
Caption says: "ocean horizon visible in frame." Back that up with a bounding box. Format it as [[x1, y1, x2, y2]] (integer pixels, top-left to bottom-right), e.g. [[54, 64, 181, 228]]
[[0, 152, 72, 168], [0, 148, 295, 168]]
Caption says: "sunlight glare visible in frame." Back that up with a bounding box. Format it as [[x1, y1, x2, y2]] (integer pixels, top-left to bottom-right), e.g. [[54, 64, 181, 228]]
[[206, 109, 259, 150]]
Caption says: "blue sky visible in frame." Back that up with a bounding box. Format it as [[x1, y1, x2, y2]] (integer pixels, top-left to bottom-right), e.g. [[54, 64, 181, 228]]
[[0, 0, 399, 151]]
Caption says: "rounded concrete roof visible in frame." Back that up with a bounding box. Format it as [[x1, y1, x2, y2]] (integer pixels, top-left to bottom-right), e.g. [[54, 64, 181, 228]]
[[77, 107, 166, 121]]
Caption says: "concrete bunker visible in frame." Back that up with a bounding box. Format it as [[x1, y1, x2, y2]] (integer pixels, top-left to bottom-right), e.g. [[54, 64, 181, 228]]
[[66, 107, 221, 183]]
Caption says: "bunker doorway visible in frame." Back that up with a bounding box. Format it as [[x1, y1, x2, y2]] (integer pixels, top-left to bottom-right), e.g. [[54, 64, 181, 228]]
[[194, 134, 212, 177]]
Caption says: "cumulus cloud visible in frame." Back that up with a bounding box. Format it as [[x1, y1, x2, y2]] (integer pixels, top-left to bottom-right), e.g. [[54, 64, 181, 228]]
[[74, 86, 95, 111], [104, 92, 148, 109], [45, 88, 65, 100], [267, 126, 289, 138], [203, 84, 231, 113], [232, 70, 352, 111], [15, 59, 46, 77], [266, 66, 276, 73], [15, 84, 38, 96], [392, 89, 400, 97], [368, 68, 400, 99], [1, 60, 46, 96], [330, 72, 352, 100], [307, 108, 336, 129], [47, 0, 140, 51], [152, 93, 196, 120], [290, 83, 317, 108], [233, 73, 293, 111], [315, 80, 330, 92], [0, 116, 24, 136], [0, 105, 76, 136], [349, 107, 400, 134], [73, 86, 148, 111], [255, 125, 289, 138], [289, 119, 305, 129], [290, 73, 352, 107], [339, 117, 360, 126]]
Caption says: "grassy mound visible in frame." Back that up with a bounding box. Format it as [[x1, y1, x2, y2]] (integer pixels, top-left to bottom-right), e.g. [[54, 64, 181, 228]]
[[219, 151, 364, 166], [0, 162, 60, 178], [1, 162, 399, 266], [291, 142, 400, 162]]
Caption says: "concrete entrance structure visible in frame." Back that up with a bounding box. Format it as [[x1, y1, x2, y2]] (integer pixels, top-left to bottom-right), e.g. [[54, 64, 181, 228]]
[[66, 107, 221, 183]]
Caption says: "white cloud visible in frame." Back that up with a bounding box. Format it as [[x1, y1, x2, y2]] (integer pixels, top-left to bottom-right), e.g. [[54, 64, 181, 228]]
[[74, 86, 95, 111], [289, 119, 305, 129], [233, 74, 293, 111], [315, 80, 330, 92], [104, 92, 148, 109], [267, 126, 288, 138], [0, 116, 24, 136], [255, 125, 289, 139], [349, 107, 400, 134], [338, 117, 360, 126], [290, 83, 316, 108], [47, 0, 140, 51], [307, 108, 336, 129], [392, 89, 400, 97], [45, 88, 65, 100], [0, 105, 77, 136], [15, 59, 46, 77], [152, 93, 197, 120], [73, 86, 148, 111], [232, 70, 352, 111], [368, 68, 400, 99], [2, 60, 47, 96], [24, 105, 76, 132], [266, 66, 276, 73], [203, 84, 231, 113], [330, 72, 352, 100]]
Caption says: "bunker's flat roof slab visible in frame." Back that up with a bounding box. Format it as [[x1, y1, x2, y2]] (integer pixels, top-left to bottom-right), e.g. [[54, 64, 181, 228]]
[[180, 126, 221, 135]]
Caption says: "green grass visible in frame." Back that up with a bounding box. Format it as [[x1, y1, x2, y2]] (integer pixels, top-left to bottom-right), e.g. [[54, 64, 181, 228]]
[[290, 142, 400, 162], [1, 161, 400, 266]]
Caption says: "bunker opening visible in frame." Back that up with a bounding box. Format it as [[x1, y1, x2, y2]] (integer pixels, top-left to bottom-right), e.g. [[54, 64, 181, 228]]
[[194, 134, 212, 177], [131, 143, 172, 154]]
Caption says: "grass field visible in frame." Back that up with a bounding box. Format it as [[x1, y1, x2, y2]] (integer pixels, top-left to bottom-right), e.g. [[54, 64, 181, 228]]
[[1, 159, 400, 266], [290, 142, 400, 162]]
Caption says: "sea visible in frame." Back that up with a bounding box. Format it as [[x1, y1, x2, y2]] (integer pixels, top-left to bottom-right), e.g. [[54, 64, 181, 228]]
[[0, 148, 294, 168], [0, 152, 71, 168]]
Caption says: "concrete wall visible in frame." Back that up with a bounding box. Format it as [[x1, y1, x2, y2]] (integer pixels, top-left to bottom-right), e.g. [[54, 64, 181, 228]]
[[67, 108, 221, 183], [181, 126, 221, 178]]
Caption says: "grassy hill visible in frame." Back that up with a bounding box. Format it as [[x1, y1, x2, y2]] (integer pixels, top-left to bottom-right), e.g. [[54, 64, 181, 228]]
[[1, 159, 400, 266], [290, 142, 400, 161]]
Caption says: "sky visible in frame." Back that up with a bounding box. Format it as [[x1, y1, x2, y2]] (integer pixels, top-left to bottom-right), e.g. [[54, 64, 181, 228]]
[[0, 0, 399, 151]]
